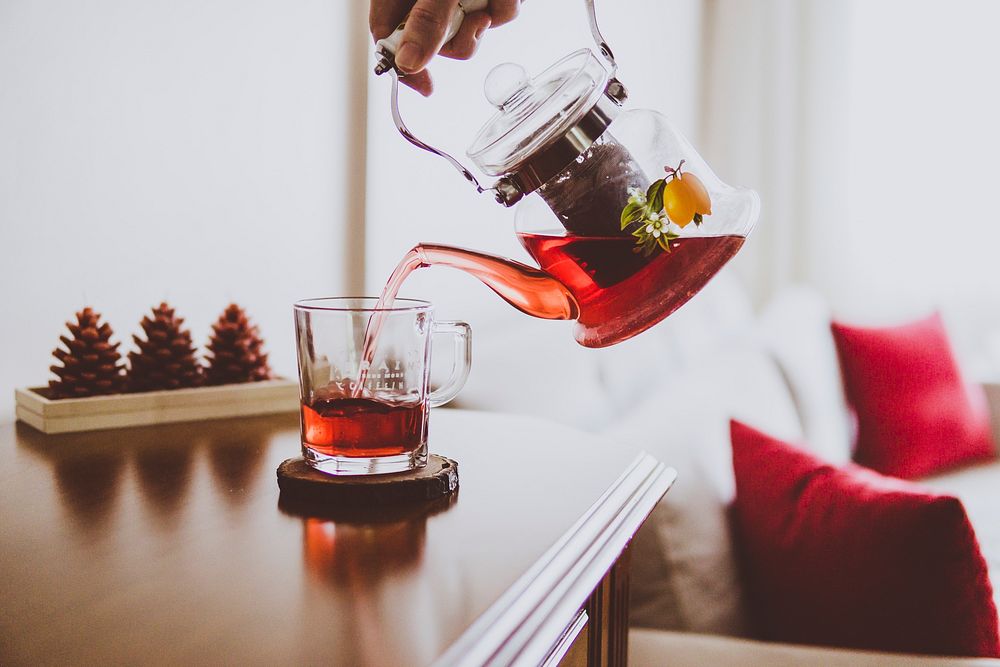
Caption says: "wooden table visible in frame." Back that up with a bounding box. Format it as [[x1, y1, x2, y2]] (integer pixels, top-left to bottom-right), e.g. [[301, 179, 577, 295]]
[[0, 409, 674, 666]]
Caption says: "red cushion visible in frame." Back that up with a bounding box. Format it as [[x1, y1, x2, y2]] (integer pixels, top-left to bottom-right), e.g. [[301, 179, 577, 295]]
[[831, 312, 995, 478], [730, 420, 999, 657]]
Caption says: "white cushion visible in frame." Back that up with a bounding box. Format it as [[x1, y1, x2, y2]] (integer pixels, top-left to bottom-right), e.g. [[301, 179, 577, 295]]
[[592, 269, 759, 422], [448, 317, 615, 431], [757, 285, 854, 464], [653, 270, 757, 371], [603, 332, 801, 635], [449, 269, 754, 430]]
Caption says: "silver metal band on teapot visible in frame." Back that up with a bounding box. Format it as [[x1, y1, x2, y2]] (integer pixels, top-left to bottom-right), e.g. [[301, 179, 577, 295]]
[[496, 90, 624, 199], [381, 0, 627, 207]]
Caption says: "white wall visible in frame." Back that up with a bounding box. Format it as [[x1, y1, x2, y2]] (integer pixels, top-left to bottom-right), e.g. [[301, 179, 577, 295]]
[[838, 0, 1000, 372], [842, 0, 1000, 313], [697, 0, 854, 307], [364, 0, 705, 330], [0, 0, 364, 421]]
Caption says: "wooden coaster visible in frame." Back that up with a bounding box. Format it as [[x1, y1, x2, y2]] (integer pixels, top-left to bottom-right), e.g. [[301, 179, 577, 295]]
[[276, 454, 459, 509]]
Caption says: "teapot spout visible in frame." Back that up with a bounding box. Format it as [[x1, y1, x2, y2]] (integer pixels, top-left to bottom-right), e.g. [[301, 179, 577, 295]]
[[411, 244, 579, 320]]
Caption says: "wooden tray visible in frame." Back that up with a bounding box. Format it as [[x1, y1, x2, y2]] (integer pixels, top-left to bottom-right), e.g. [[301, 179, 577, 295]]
[[14, 379, 299, 434]]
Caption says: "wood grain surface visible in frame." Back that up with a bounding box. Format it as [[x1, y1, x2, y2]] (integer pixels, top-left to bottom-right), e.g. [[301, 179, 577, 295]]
[[0, 409, 661, 666]]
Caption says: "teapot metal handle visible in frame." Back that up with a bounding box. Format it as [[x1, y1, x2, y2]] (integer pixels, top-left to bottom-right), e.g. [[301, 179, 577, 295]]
[[388, 69, 488, 196], [380, 0, 620, 207], [584, 0, 617, 71]]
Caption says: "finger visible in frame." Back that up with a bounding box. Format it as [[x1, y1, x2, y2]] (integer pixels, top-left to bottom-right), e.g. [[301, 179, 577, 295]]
[[439, 11, 491, 60], [487, 0, 520, 27], [370, 0, 414, 41], [396, 0, 460, 73], [400, 69, 434, 97]]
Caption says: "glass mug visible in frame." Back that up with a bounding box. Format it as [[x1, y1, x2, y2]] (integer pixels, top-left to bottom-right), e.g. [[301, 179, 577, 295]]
[[294, 298, 471, 475]]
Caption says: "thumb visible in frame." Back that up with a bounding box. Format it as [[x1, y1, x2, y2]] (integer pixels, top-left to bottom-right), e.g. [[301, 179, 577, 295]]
[[395, 0, 460, 73]]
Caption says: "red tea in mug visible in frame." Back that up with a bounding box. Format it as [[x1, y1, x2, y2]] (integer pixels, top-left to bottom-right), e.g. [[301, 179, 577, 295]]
[[301, 398, 426, 459]]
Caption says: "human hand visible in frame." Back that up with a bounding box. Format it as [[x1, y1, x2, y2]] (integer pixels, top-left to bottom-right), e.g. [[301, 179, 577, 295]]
[[370, 0, 522, 96]]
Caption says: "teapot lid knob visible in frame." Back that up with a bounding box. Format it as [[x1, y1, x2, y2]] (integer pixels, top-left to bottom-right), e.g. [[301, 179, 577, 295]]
[[484, 62, 529, 109]]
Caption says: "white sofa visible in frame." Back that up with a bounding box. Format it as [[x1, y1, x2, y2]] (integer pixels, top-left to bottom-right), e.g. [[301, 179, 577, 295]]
[[449, 272, 1000, 665]]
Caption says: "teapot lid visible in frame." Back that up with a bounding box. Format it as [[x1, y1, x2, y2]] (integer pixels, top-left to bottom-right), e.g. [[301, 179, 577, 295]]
[[467, 49, 624, 195]]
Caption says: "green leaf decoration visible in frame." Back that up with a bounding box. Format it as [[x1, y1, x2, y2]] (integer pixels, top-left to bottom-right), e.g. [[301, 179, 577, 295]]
[[657, 230, 679, 252], [631, 223, 673, 255], [646, 179, 666, 214], [620, 201, 645, 230]]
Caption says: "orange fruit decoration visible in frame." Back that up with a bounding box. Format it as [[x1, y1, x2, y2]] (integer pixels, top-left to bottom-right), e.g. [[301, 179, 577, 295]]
[[683, 172, 712, 216], [663, 163, 712, 228], [664, 178, 696, 228]]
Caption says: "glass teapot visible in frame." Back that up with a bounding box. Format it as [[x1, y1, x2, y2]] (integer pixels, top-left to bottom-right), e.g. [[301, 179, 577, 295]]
[[374, 0, 759, 348]]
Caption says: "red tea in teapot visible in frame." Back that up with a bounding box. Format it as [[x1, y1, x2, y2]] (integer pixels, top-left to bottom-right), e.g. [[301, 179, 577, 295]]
[[518, 232, 744, 347]]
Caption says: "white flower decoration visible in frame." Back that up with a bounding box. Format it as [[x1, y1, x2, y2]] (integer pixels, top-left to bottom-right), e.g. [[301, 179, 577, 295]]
[[627, 186, 646, 206], [644, 211, 668, 237]]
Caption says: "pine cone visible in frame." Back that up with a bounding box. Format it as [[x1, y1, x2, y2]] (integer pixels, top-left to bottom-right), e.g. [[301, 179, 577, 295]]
[[127, 302, 203, 392], [48, 308, 125, 399], [204, 303, 273, 385]]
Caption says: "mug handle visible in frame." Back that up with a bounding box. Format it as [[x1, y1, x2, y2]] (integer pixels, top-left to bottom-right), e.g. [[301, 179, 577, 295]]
[[428, 320, 472, 408]]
